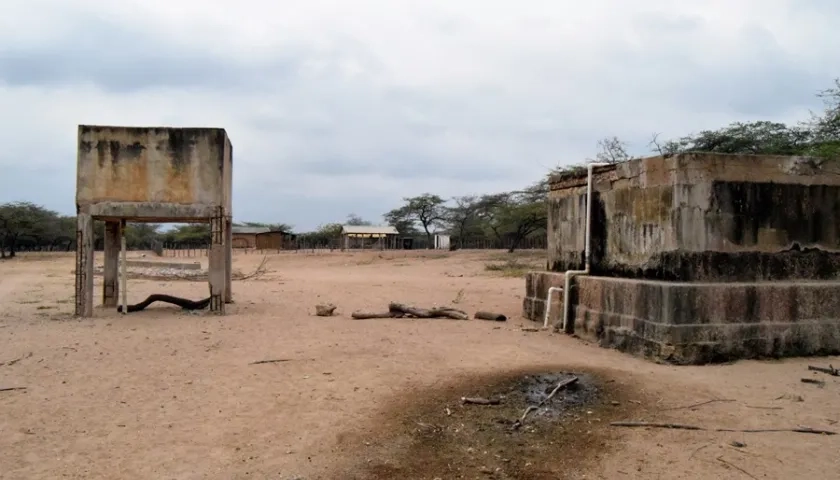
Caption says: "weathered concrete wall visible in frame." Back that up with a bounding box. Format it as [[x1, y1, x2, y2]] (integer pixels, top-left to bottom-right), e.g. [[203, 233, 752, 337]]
[[76, 125, 232, 222], [523, 271, 840, 364], [548, 153, 840, 281], [74, 125, 233, 317]]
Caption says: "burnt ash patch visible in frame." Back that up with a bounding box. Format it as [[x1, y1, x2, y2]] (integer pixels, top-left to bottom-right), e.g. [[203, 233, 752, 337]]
[[344, 369, 635, 480]]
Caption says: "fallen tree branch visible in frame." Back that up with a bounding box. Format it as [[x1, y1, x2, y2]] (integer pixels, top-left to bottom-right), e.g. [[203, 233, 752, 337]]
[[610, 421, 836, 435], [389, 303, 469, 320], [250, 359, 293, 365], [237, 255, 269, 281], [474, 311, 507, 322], [512, 375, 579, 430], [544, 376, 579, 404], [0, 386, 26, 392], [0, 352, 32, 367], [801, 378, 826, 386], [718, 427, 838, 435], [350, 303, 469, 320], [610, 421, 705, 430], [351, 311, 401, 319], [117, 294, 211, 313], [662, 398, 736, 411], [808, 365, 839, 376], [716, 456, 758, 480], [461, 397, 501, 405]]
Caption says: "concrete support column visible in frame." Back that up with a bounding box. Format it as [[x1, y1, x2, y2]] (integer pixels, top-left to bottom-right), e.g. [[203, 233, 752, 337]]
[[74, 213, 95, 317], [102, 221, 120, 307], [224, 218, 232, 303], [208, 213, 227, 314]]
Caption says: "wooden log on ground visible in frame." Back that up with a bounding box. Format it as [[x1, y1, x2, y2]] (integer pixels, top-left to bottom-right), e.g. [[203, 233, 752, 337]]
[[117, 294, 211, 313], [429, 307, 469, 320], [808, 365, 839, 376], [474, 311, 507, 322], [801, 378, 826, 386], [0, 386, 26, 393], [388, 303, 468, 320], [461, 396, 501, 405], [351, 311, 401, 319]]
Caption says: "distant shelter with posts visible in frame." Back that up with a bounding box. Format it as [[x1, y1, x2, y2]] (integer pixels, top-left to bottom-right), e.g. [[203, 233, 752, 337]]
[[340, 225, 400, 249]]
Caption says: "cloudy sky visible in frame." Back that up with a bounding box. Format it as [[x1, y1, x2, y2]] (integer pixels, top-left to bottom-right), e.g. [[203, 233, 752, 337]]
[[1, 0, 837, 231]]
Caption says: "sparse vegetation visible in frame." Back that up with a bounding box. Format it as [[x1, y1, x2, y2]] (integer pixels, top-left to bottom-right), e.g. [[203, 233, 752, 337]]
[[484, 258, 539, 277]]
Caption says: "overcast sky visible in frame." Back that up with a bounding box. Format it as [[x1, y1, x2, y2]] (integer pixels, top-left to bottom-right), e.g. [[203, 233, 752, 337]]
[[1, 0, 837, 231]]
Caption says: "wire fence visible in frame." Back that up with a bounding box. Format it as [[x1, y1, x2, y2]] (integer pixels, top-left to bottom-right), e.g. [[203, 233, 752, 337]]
[[159, 235, 547, 257]]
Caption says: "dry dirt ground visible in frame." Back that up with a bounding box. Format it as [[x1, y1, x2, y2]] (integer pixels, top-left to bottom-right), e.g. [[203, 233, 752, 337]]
[[1, 249, 838, 480]]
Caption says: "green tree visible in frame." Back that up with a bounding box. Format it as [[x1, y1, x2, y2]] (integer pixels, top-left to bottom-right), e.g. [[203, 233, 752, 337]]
[[477, 181, 548, 253], [296, 222, 342, 248], [0, 202, 62, 258], [235, 221, 294, 232], [123, 223, 161, 250], [808, 78, 840, 157], [647, 78, 840, 159], [653, 121, 812, 156], [443, 195, 483, 249], [160, 224, 210, 246], [384, 194, 446, 246]]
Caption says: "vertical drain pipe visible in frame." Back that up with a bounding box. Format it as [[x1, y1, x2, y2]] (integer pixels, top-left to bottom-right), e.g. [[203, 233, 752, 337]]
[[543, 286, 562, 329], [559, 162, 610, 333]]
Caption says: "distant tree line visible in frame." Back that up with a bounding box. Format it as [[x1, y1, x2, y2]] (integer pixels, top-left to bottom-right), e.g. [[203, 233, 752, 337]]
[[2, 79, 837, 257]]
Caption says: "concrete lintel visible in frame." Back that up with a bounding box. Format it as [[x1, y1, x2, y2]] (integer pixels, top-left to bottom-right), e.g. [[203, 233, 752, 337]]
[[81, 202, 222, 222]]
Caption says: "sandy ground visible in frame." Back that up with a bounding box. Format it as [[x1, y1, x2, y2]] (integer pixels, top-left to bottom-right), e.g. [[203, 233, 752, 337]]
[[1, 249, 838, 480]]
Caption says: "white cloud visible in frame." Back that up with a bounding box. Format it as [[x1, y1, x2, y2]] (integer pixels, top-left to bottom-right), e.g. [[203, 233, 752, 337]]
[[1, 0, 837, 230]]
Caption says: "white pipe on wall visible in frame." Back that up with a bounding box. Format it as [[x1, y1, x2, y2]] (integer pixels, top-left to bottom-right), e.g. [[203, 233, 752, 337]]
[[559, 162, 611, 333], [543, 286, 563, 329]]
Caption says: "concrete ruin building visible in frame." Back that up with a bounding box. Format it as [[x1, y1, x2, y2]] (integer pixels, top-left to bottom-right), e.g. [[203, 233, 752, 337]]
[[523, 153, 840, 364], [75, 125, 233, 317]]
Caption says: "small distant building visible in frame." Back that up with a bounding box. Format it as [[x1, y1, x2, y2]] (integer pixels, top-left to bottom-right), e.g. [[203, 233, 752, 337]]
[[433, 234, 451, 250], [231, 226, 270, 248], [340, 225, 399, 249], [255, 230, 297, 250]]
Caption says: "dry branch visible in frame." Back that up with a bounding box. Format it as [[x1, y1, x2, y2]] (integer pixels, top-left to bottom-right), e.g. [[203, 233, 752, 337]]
[[801, 378, 826, 386], [610, 421, 705, 431], [610, 421, 837, 435], [544, 376, 579, 403], [389, 303, 469, 320], [474, 311, 507, 322], [250, 359, 292, 365], [350, 303, 469, 320], [117, 294, 210, 313], [716, 427, 838, 435], [662, 398, 736, 411], [808, 365, 839, 376], [351, 311, 400, 319], [461, 397, 501, 405], [0, 386, 26, 392], [512, 375, 579, 430], [237, 255, 269, 280], [716, 456, 758, 480]]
